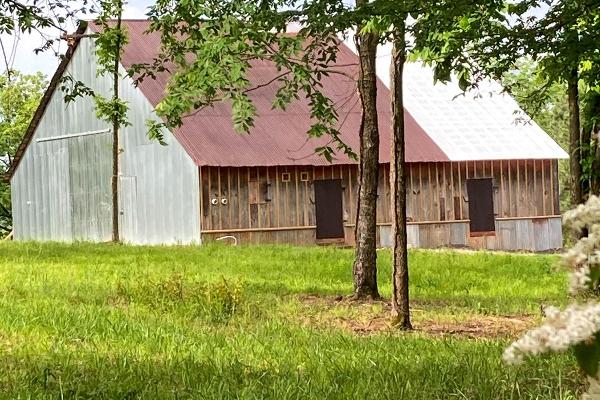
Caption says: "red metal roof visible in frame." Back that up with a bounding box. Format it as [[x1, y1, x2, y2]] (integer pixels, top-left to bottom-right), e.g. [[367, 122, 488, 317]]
[[91, 20, 449, 166]]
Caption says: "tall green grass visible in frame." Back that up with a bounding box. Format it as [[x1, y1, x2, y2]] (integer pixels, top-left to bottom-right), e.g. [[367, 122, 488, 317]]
[[0, 242, 580, 399]]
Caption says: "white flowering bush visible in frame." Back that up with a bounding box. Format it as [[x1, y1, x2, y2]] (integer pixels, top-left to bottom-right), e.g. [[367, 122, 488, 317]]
[[504, 196, 600, 398]]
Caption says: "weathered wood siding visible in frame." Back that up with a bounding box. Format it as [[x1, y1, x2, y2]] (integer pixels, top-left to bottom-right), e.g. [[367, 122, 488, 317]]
[[404, 160, 559, 223], [199, 160, 563, 250], [199, 165, 355, 243]]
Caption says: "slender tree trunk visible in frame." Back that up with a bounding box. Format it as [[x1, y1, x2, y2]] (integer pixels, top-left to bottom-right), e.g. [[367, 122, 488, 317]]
[[389, 26, 411, 329], [111, 5, 123, 243], [568, 68, 583, 206], [581, 108, 593, 198], [584, 93, 600, 194], [351, 4, 380, 300]]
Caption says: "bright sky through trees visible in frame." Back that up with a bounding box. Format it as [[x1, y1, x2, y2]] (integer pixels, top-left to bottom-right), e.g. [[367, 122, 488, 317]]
[[0, 0, 149, 75]]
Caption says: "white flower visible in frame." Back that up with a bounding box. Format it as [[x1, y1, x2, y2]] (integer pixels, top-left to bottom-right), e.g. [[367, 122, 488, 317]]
[[564, 196, 600, 233], [570, 263, 592, 295], [562, 197, 600, 296], [503, 303, 600, 365]]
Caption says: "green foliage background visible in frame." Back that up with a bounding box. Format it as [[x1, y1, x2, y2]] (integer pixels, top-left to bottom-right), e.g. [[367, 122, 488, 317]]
[[0, 72, 46, 236], [502, 60, 571, 211]]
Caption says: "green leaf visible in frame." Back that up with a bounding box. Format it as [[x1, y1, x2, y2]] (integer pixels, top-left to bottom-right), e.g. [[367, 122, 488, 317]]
[[574, 333, 600, 377], [458, 16, 470, 31]]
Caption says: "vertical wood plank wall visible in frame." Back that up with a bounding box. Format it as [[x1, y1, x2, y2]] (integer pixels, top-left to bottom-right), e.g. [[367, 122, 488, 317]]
[[404, 160, 559, 223], [199, 160, 561, 249], [199, 165, 357, 244]]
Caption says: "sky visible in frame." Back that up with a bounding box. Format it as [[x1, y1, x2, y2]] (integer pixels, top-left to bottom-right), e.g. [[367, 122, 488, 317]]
[[1, 0, 152, 77], [3, 0, 550, 78]]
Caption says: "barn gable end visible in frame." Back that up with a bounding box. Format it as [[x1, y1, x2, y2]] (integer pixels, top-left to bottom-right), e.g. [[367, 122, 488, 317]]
[[10, 32, 200, 244]]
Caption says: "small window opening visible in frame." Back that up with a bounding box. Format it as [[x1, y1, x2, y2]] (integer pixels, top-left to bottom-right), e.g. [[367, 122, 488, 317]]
[[282, 172, 291, 183], [300, 172, 310, 182]]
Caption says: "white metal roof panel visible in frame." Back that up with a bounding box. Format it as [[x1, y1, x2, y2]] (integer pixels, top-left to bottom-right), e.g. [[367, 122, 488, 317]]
[[344, 36, 568, 161], [400, 62, 568, 161]]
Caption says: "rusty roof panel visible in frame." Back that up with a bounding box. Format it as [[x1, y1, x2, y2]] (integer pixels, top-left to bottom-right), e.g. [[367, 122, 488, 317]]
[[92, 20, 449, 166]]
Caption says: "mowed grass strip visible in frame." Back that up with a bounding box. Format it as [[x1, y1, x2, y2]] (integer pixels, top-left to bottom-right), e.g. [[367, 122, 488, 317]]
[[0, 242, 581, 399]]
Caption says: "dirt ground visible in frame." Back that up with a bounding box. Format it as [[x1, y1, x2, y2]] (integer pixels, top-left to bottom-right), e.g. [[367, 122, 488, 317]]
[[298, 295, 536, 339]]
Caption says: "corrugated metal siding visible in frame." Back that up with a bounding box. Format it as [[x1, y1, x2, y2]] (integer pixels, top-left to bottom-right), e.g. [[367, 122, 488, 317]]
[[383, 217, 562, 251], [68, 134, 112, 240], [118, 64, 200, 244], [11, 33, 111, 242], [10, 35, 200, 244]]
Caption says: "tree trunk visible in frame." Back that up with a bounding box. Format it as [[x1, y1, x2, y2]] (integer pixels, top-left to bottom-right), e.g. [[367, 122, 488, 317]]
[[581, 104, 593, 199], [568, 68, 583, 206], [583, 92, 600, 194], [351, 5, 380, 300], [389, 27, 411, 329], [111, 5, 123, 243], [593, 143, 600, 195]]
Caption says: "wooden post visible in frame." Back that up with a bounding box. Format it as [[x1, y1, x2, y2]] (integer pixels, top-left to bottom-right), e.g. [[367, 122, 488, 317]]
[[247, 167, 252, 228], [435, 163, 441, 221], [409, 164, 415, 221], [295, 167, 300, 226], [508, 160, 513, 217], [256, 167, 261, 229], [419, 163, 423, 221], [541, 160, 546, 215], [450, 162, 455, 220], [266, 166, 271, 227], [516, 160, 521, 217], [217, 167, 223, 230], [526, 160, 531, 216], [237, 168, 242, 229], [533, 159, 538, 215], [549, 160, 555, 215], [207, 167, 212, 230], [348, 165, 354, 224], [383, 163, 389, 222], [490, 160, 495, 216], [199, 166, 204, 232], [275, 166, 280, 227], [227, 167, 232, 228], [428, 164, 434, 220], [285, 167, 290, 227], [458, 162, 462, 219], [500, 160, 505, 217]]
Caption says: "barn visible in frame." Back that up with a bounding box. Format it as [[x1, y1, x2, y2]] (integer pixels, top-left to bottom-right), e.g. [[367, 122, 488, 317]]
[[3, 20, 568, 250]]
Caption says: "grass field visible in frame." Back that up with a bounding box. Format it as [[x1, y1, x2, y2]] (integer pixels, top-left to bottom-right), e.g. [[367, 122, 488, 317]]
[[0, 242, 583, 399]]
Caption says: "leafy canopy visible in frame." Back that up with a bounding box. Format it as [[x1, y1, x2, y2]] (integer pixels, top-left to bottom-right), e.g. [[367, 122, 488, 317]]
[[141, 0, 355, 161]]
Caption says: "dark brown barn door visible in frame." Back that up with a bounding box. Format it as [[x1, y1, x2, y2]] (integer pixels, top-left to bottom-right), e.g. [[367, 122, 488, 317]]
[[467, 178, 495, 235], [314, 179, 344, 239]]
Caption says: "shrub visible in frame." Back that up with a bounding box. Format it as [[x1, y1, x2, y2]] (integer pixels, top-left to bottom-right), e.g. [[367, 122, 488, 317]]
[[111, 274, 245, 323]]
